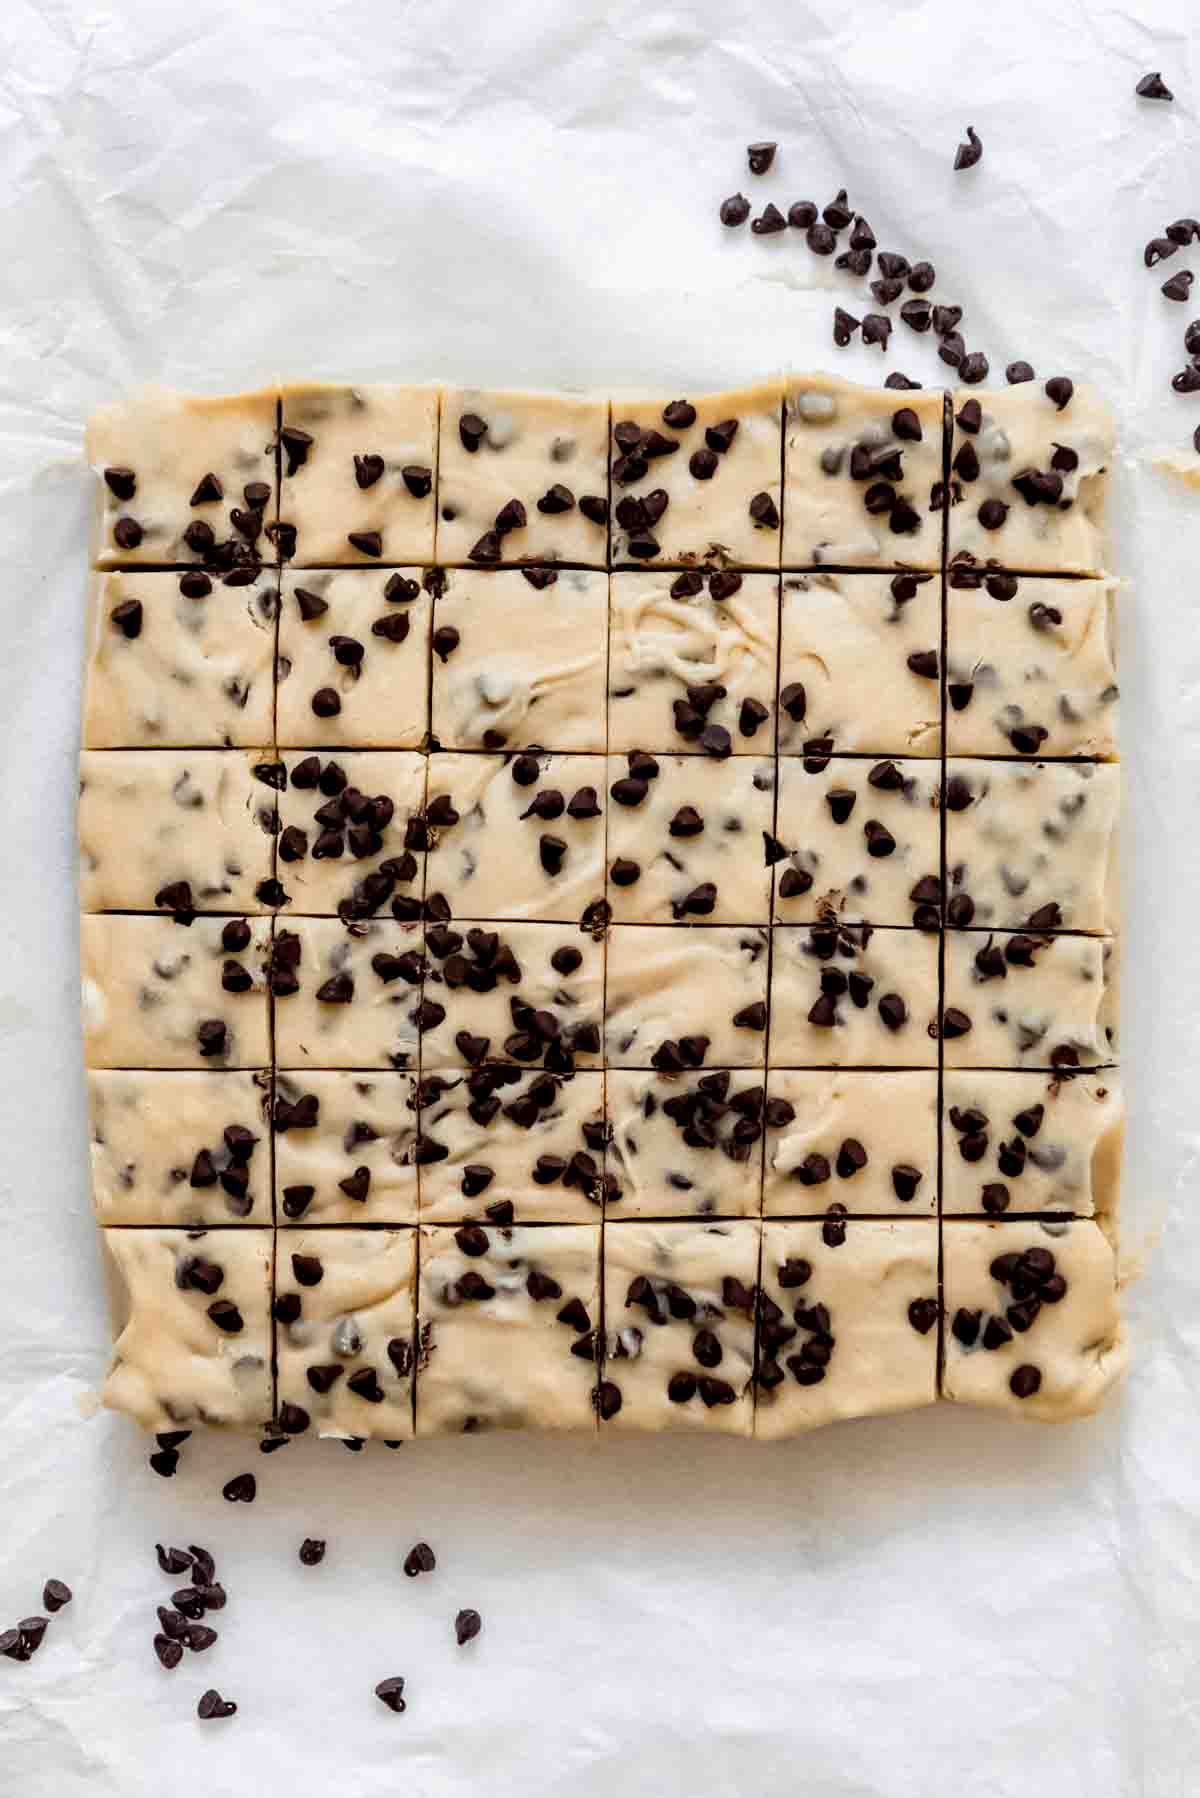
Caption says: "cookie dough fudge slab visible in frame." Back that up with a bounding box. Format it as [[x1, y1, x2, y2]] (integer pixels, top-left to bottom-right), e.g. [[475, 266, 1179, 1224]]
[[762, 1071, 938, 1217], [604, 754, 775, 925], [608, 383, 784, 570], [942, 1070, 1123, 1221], [436, 388, 610, 567], [598, 1221, 759, 1435], [773, 755, 942, 928], [416, 1224, 601, 1435], [606, 1069, 766, 1220], [754, 1220, 939, 1437], [940, 931, 1118, 1070], [942, 1218, 1126, 1418], [768, 922, 939, 1068], [81, 914, 271, 1069], [276, 383, 438, 567], [101, 1227, 273, 1431], [270, 918, 424, 1071], [272, 1071, 419, 1224], [273, 1228, 416, 1440], [946, 384, 1113, 575], [275, 569, 433, 748], [89, 1071, 272, 1226], [88, 386, 280, 571], [419, 921, 604, 1072], [272, 751, 428, 921], [604, 925, 770, 1070], [782, 376, 945, 571]]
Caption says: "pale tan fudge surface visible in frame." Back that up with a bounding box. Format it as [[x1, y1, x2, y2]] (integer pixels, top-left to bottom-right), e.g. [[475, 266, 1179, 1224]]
[[274, 1228, 417, 1439], [606, 1069, 766, 1219], [942, 931, 1117, 1070], [417, 1068, 607, 1223], [778, 571, 942, 756], [274, 751, 427, 918], [773, 756, 941, 928], [607, 570, 778, 754], [436, 388, 610, 566], [762, 1071, 938, 1216], [769, 923, 939, 1067], [416, 1224, 601, 1435], [276, 569, 433, 749], [89, 1071, 271, 1226], [277, 383, 438, 566], [609, 383, 784, 569], [945, 759, 1120, 934], [82, 569, 277, 750], [755, 1220, 938, 1438], [420, 922, 604, 1070], [81, 914, 271, 1069], [79, 750, 278, 915], [272, 919, 423, 1070], [423, 752, 606, 924], [945, 573, 1118, 759], [102, 1227, 273, 1431], [600, 1220, 758, 1435], [942, 1218, 1127, 1419], [783, 376, 944, 571], [605, 926, 769, 1069], [947, 383, 1113, 574], [88, 386, 279, 569], [431, 568, 608, 752], [272, 1071, 419, 1224], [606, 756, 775, 925], [942, 1071, 1124, 1219]]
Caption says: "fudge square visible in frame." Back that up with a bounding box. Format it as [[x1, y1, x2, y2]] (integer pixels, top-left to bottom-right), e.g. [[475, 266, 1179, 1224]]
[[772, 755, 941, 929], [769, 921, 939, 1067], [942, 1070, 1124, 1219], [606, 1069, 766, 1219], [605, 755, 775, 925], [762, 1071, 938, 1216], [754, 1220, 938, 1437], [276, 383, 438, 567], [604, 925, 770, 1069], [276, 569, 433, 749], [942, 1218, 1126, 1419], [598, 1220, 759, 1435], [271, 919, 424, 1070], [435, 388, 610, 566], [419, 920, 604, 1072], [941, 931, 1117, 1070], [273, 1228, 417, 1441], [89, 1070, 272, 1226], [782, 376, 945, 571], [79, 750, 279, 917], [81, 914, 271, 1069], [416, 1224, 602, 1435], [273, 751, 428, 921], [272, 1071, 419, 1224], [101, 1227, 273, 1431], [778, 572, 942, 757], [87, 386, 279, 570], [82, 568, 277, 750], [608, 383, 784, 569]]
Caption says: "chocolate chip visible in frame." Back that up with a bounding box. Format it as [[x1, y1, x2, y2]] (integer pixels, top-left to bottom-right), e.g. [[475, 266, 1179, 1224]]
[[977, 498, 1009, 530], [787, 200, 817, 228], [299, 1538, 326, 1566], [222, 1473, 256, 1503], [113, 516, 143, 549], [877, 993, 907, 1032], [1136, 72, 1173, 100], [1044, 376, 1074, 410], [1163, 271, 1194, 301], [959, 351, 989, 384], [455, 1609, 482, 1645], [871, 277, 903, 306], [291, 1253, 323, 1286], [720, 192, 751, 226], [102, 465, 136, 500], [908, 1298, 939, 1335], [954, 125, 982, 170], [752, 202, 787, 235], [833, 307, 861, 347], [1009, 1364, 1042, 1399], [403, 1542, 436, 1578], [806, 221, 837, 255], [110, 597, 143, 638], [861, 313, 892, 350], [900, 298, 931, 333], [432, 625, 460, 661]]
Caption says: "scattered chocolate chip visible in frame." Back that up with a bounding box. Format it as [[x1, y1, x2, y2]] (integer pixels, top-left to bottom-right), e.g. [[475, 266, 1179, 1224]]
[[222, 1473, 256, 1504], [299, 1538, 326, 1565], [720, 193, 751, 227], [197, 1688, 237, 1720], [752, 203, 787, 236], [954, 126, 982, 170], [455, 1609, 482, 1645], [1163, 271, 1194, 302], [1136, 72, 1173, 101]]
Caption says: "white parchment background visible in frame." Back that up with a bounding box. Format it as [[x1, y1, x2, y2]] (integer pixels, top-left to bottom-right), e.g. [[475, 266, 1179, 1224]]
[[0, 0, 1198, 1792]]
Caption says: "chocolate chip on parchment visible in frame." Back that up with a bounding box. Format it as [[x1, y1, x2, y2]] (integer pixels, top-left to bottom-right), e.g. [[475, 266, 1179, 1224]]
[[833, 307, 861, 347], [752, 203, 787, 236], [959, 352, 989, 384], [1163, 271, 1194, 302], [222, 1473, 256, 1503], [299, 1538, 326, 1566], [954, 126, 982, 170], [197, 1689, 237, 1720], [1136, 72, 1173, 101], [404, 1542, 437, 1578], [720, 193, 751, 227], [861, 313, 892, 350], [787, 200, 817, 228], [1044, 375, 1074, 410]]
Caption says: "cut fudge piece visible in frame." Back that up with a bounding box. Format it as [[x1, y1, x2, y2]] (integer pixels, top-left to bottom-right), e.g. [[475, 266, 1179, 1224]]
[[276, 383, 438, 566], [944, 759, 1119, 934], [943, 1070, 1123, 1218], [945, 571, 1118, 759], [754, 1219, 938, 1437], [607, 569, 778, 754], [605, 754, 775, 924], [778, 571, 942, 756], [423, 752, 606, 924], [420, 921, 604, 1070], [271, 918, 423, 1069], [435, 388, 609, 566], [88, 1071, 271, 1226], [87, 386, 278, 570], [762, 1071, 937, 1216], [606, 1069, 765, 1219], [81, 914, 271, 1069], [101, 1227, 273, 1430], [946, 383, 1112, 574], [272, 1071, 419, 1223], [416, 1067, 607, 1222], [773, 755, 941, 928], [274, 1228, 416, 1440], [416, 1224, 601, 1434], [599, 1220, 759, 1434], [609, 383, 783, 569], [82, 569, 277, 749], [79, 750, 280, 916], [942, 1218, 1126, 1418], [769, 921, 939, 1067], [605, 925, 770, 1069], [430, 568, 607, 752], [273, 751, 427, 920], [782, 377, 945, 570], [941, 931, 1117, 1070], [276, 569, 433, 748]]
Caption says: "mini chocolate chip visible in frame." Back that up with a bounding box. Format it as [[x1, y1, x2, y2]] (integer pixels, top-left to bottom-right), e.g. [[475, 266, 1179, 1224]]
[[752, 203, 787, 235], [787, 200, 817, 228], [299, 1538, 326, 1566], [375, 1676, 407, 1712], [1136, 72, 1173, 101], [720, 193, 751, 227], [807, 221, 837, 255], [1010, 1364, 1042, 1399], [959, 351, 989, 385], [222, 1473, 256, 1503], [833, 307, 861, 347], [1044, 376, 1074, 410]]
